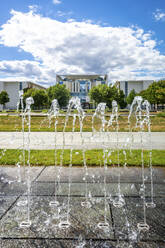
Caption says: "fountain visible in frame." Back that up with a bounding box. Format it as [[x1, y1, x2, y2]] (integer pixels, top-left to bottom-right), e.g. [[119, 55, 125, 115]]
[[48, 99, 60, 208], [16, 90, 25, 184], [142, 100, 156, 209], [128, 96, 150, 232], [91, 103, 110, 230], [108, 100, 125, 208], [19, 96, 34, 228], [58, 97, 86, 228], [0, 94, 159, 247]]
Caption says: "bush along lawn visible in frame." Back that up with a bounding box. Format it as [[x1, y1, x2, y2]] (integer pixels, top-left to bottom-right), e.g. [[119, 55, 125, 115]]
[[0, 149, 165, 167]]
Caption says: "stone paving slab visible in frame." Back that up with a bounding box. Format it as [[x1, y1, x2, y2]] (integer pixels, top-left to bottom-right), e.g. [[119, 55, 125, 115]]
[[109, 203, 132, 241], [0, 239, 62, 248], [57, 182, 138, 197], [0, 195, 164, 244], [110, 200, 165, 244], [135, 183, 165, 197], [0, 181, 55, 197], [0, 167, 45, 184], [0, 239, 165, 248], [2, 180, 163, 198], [36, 166, 165, 183], [0, 182, 26, 196], [0, 166, 164, 247], [30, 182, 56, 196], [125, 198, 165, 242], [0, 196, 18, 217], [0, 196, 113, 240]]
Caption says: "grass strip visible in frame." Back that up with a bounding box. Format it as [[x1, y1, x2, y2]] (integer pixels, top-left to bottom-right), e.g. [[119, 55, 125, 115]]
[[0, 149, 164, 167], [0, 115, 165, 132]]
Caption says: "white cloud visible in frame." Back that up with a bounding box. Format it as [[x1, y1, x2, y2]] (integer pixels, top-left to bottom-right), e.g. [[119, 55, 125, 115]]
[[0, 9, 165, 85], [28, 5, 39, 12], [0, 60, 54, 86], [56, 10, 73, 18], [52, 0, 62, 5], [153, 9, 165, 21]]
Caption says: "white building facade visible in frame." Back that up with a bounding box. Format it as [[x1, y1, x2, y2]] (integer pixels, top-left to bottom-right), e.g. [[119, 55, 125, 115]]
[[56, 74, 108, 103], [116, 80, 154, 97], [0, 81, 45, 110]]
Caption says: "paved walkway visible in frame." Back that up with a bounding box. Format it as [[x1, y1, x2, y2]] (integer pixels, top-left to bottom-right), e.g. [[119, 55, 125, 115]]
[[0, 166, 164, 247], [0, 132, 165, 150]]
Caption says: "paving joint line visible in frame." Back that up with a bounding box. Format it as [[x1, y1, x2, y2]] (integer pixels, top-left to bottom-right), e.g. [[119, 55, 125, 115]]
[[109, 203, 116, 240], [0, 194, 164, 199], [32, 166, 46, 182], [0, 237, 164, 242], [0, 168, 47, 220], [34, 181, 165, 184], [0, 195, 21, 221]]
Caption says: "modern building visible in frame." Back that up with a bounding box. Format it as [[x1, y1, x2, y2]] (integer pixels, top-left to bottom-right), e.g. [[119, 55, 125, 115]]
[[56, 74, 108, 104], [115, 80, 154, 97], [0, 81, 45, 110]]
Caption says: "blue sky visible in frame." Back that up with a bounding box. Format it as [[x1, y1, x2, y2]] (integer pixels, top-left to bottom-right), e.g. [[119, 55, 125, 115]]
[[0, 0, 165, 86]]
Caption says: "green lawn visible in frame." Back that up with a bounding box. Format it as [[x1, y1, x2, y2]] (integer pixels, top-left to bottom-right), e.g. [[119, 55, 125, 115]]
[[0, 115, 165, 132], [0, 149, 164, 167]]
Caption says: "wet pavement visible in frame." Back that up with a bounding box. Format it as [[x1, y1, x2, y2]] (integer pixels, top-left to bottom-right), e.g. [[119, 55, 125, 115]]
[[0, 166, 165, 248]]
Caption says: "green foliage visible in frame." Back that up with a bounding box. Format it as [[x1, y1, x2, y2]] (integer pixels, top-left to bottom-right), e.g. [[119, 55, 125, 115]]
[[89, 84, 126, 108], [126, 89, 136, 104], [155, 87, 165, 104], [47, 84, 70, 108], [23, 88, 34, 101], [23, 87, 29, 93], [117, 89, 127, 109], [139, 80, 165, 105], [0, 91, 9, 108], [23, 88, 48, 109]]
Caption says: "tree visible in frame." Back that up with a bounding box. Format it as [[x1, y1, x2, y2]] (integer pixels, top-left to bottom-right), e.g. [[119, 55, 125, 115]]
[[24, 88, 48, 109], [126, 89, 137, 105], [89, 84, 126, 109], [33, 89, 48, 109], [139, 89, 149, 100], [47, 84, 70, 108], [139, 80, 165, 107], [0, 91, 9, 109], [156, 88, 165, 104], [117, 89, 127, 109]]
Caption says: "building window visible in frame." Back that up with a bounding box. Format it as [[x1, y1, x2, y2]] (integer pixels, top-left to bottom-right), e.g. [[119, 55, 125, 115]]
[[125, 81, 128, 97], [19, 82, 23, 90], [80, 81, 86, 93]]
